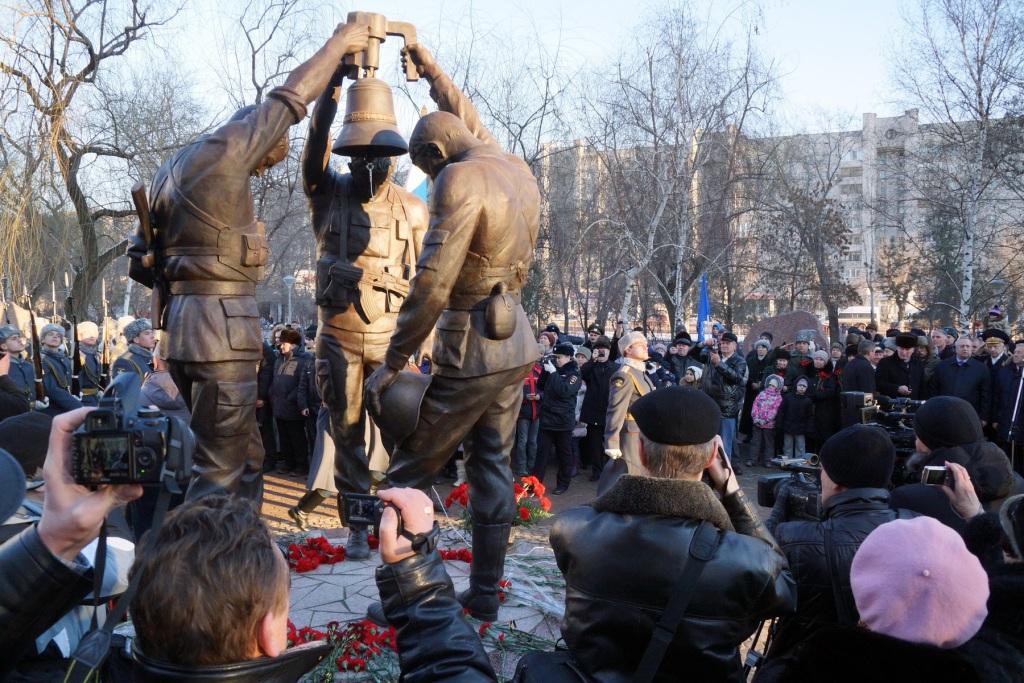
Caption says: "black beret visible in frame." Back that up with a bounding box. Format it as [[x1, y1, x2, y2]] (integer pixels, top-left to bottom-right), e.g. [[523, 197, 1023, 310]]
[[586, 323, 603, 334], [915, 396, 983, 450], [895, 333, 918, 349], [720, 331, 738, 343], [553, 343, 575, 357], [629, 387, 721, 446], [592, 335, 612, 350]]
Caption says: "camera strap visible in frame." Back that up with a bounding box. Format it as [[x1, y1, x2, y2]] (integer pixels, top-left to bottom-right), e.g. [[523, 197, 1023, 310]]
[[65, 484, 174, 683], [632, 521, 720, 683]]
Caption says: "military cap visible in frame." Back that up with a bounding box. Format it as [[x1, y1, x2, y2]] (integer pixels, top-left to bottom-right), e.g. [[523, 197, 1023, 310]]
[[586, 323, 603, 335], [40, 323, 65, 339], [592, 335, 612, 351], [629, 386, 721, 446], [895, 333, 918, 350], [552, 342, 575, 357], [0, 324, 22, 343], [983, 328, 1010, 345], [943, 327, 959, 339], [544, 323, 560, 333], [673, 335, 693, 347], [122, 318, 152, 343]]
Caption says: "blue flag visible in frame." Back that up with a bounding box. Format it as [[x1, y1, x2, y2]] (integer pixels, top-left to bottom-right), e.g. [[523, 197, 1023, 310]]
[[696, 272, 710, 341]]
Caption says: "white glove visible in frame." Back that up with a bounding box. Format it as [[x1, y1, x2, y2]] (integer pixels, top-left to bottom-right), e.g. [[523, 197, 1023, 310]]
[[604, 448, 622, 459], [33, 398, 50, 411], [543, 361, 556, 373]]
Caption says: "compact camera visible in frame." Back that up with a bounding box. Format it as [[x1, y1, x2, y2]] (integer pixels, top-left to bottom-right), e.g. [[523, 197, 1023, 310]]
[[341, 492, 404, 538], [72, 372, 194, 488], [921, 465, 953, 488]]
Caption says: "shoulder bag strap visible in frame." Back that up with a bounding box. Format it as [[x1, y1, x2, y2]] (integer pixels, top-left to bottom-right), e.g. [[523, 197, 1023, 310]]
[[632, 521, 721, 683], [822, 519, 857, 624]]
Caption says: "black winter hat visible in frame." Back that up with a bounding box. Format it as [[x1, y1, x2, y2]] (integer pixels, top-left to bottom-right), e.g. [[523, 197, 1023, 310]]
[[629, 387, 721, 446], [895, 333, 918, 350], [775, 348, 791, 360], [592, 335, 612, 350], [720, 331, 738, 343], [818, 424, 895, 489], [552, 343, 575, 357], [649, 351, 664, 363], [0, 411, 52, 476], [914, 396, 984, 450]]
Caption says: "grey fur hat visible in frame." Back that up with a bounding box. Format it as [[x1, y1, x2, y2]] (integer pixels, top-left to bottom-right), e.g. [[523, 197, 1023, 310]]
[[40, 323, 65, 339], [123, 318, 152, 343]]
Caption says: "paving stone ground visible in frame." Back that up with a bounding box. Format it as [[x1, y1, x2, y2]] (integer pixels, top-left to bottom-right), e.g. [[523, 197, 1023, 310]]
[[264, 442, 774, 681]]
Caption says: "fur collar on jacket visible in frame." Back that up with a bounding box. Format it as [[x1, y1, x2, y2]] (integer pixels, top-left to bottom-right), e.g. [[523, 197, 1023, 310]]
[[591, 475, 734, 531]]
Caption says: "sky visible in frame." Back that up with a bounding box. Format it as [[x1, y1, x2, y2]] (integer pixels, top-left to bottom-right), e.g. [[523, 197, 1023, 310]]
[[166, 0, 915, 137]]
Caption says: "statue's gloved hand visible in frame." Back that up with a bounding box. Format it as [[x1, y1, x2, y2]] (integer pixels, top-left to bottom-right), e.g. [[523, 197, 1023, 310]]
[[401, 43, 435, 78], [365, 364, 400, 416]]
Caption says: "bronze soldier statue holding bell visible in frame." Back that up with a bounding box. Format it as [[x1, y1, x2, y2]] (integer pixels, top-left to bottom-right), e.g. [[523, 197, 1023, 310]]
[[127, 20, 372, 501], [295, 11, 428, 559], [365, 42, 541, 621]]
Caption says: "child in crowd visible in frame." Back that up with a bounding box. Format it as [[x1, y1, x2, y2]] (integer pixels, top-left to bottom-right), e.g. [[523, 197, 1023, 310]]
[[778, 375, 814, 458], [682, 365, 704, 388], [747, 374, 784, 467]]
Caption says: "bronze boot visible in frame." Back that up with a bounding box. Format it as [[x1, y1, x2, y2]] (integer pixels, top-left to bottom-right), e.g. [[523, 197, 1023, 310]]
[[288, 489, 329, 531], [457, 522, 510, 621]]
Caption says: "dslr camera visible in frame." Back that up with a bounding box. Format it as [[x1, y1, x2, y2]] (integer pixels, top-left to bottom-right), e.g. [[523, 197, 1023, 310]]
[[72, 372, 194, 489], [341, 492, 404, 538]]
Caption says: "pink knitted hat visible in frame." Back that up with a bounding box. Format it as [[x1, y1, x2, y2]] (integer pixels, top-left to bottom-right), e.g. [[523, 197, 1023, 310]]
[[851, 517, 989, 649]]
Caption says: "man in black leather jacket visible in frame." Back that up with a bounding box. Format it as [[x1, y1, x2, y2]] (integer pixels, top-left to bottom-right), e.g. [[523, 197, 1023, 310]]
[[757, 424, 915, 680], [548, 387, 795, 682]]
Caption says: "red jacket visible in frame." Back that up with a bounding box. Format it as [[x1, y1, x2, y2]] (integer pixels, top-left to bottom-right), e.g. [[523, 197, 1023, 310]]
[[519, 363, 542, 420]]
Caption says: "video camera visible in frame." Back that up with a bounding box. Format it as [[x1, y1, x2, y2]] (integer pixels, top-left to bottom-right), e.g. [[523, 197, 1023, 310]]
[[862, 394, 925, 485], [757, 455, 823, 523], [72, 372, 194, 490]]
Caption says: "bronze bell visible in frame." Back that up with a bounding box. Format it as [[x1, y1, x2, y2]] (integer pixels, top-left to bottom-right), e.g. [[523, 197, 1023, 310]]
[[331, 77, 408, 158]]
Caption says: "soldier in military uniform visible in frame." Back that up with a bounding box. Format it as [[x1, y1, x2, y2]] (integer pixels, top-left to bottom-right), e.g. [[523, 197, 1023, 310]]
[[0, 324, 34, 411], [364, 44, 540, 622], [112, 318, 155, 380], [604, 331, 655, 477], [297, 67, 428, 558], [76, 321, 104, 405], [39, 323, 82, 415], [127, 21, 372, 501]]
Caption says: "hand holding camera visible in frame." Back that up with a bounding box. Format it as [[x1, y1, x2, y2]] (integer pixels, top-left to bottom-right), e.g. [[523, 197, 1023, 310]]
[[705, 440, 739, 496], [376, 488, 436, 564], [38, 408, 143, 562], [935, 462, 983, 519]]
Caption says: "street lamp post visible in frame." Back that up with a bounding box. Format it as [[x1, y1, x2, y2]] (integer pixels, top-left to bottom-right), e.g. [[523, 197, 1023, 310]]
[[282, 275, 296, 324]]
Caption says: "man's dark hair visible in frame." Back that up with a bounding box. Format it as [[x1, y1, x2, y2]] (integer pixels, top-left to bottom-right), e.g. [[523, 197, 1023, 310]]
[[130, 495, 288, 665]]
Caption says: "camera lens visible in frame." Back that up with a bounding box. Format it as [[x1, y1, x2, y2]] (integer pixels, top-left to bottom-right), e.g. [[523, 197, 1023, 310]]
[[137, 451, 154, 467]]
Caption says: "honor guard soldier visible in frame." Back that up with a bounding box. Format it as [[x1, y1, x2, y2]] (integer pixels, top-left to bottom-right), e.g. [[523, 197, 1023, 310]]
[[39, 323, 83, 415], [112, 318, 155, 380], [76, 321, 104, 405], [0, 324, 35, 411], [127, 22, 373, 501], [604, 331, 655, 477], [298, 62, 428, 559]]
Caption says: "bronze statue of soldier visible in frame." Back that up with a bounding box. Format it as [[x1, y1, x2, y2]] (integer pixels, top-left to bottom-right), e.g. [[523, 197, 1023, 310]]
[[296, 65, 428, 559], [128, 21, 371, 501], [365, 43, 541, 621]]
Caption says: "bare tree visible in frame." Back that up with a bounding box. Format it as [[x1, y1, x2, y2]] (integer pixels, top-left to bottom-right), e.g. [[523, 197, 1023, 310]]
[[0, 0, 196, 317], [893, 0, 1024, 331]]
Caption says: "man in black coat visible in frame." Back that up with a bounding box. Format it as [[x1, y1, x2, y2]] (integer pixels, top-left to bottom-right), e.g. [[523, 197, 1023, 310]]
[[531, 343, 582, 495], [579, 335, 616, 481], [549, 387, 795, 682], [875, 333, 926, 400], [929, 336, 992, 424], [840, 339, 876, 394], [995, 343, 1024, 469], [760, 425, 915, 675]]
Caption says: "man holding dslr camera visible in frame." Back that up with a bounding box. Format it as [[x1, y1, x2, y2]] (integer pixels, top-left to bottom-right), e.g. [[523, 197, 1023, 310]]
[[757, 424, 916, 679], [0, 404, 494, 681]]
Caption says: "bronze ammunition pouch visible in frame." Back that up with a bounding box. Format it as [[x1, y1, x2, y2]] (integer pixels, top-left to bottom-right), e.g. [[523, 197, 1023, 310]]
[[317, 261, 410, 323]]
